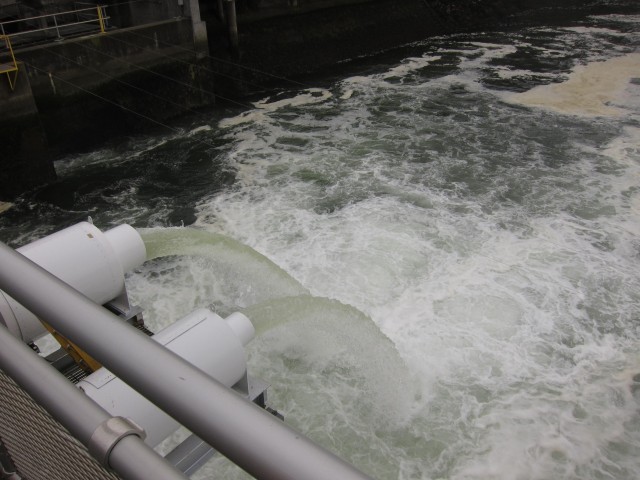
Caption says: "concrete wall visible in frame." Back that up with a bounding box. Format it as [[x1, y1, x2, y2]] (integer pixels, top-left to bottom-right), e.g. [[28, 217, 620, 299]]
[[205, 0, 625, 98], [27, 19, 213, 148], [235, 0, 437, 74], [0, 19, 214, 200], [110, 0, 182, 28], [20, 20, 195, 95], [0, 64, 54, 200], [205, 0, 524, 96]]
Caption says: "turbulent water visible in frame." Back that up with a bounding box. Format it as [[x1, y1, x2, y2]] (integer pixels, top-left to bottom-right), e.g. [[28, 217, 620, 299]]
[[2, 5, 640, 480]]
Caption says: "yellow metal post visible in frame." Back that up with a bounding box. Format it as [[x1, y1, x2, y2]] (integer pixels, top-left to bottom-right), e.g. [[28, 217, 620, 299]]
[[0, 35, 19, 91], [97, 5, 106, 33]]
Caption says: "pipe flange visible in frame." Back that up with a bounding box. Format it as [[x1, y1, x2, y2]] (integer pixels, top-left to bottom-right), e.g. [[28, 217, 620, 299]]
[[88, 416, 146, 467]]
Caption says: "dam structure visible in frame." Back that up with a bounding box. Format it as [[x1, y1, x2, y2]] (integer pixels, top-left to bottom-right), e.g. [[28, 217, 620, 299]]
[[0, 0, 619, 201], [0, 0, 211, 200], [1, 2, 640, 478]]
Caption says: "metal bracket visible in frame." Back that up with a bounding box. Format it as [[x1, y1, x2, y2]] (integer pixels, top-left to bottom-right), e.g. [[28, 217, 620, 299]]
[[88, 417, 146, 467]]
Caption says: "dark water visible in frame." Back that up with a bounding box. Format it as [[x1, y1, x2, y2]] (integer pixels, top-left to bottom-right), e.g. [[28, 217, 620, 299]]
[[3, 5, 640, 479]]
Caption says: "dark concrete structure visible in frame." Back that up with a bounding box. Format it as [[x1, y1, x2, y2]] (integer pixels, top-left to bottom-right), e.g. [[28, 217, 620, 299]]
[[0, 0, 211, 200], [17, 20, 213, 150], [206, 0, 524, 87], [203, 0, 637, 93], [0, 62, 54, 199], [2, 0, 636, 200]]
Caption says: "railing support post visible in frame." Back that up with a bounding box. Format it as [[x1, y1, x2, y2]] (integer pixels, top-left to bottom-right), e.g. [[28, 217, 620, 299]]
[[0, 324, 188, 480], [0, 35, 20, 91], [97, 5, 106, 33], [52, 14, 62, 40], [224, 0, 238, 53]]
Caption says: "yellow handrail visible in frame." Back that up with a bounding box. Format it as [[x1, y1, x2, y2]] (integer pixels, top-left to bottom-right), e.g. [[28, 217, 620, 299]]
[[97, 5, 106, 34], [0, 34, 19, 91]]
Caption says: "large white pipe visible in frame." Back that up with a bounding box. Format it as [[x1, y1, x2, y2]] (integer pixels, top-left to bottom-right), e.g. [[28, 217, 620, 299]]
[[0, 222, 146, 342], [0, 241, 373, 480], [78, 309, 255, 447]]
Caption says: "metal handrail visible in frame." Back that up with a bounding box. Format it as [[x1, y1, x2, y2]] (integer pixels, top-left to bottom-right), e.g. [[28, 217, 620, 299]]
[[0, 34, 19, 90], [0, 5, 109, 40], [0, 326, 188, 480], [0, 241, 373, 480]]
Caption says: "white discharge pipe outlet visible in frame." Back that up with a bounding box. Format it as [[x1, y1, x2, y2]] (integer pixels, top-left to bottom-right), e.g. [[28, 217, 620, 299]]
[[77, 308, 255, 447], [0, 239, 373, 480], [0, 222, 146, 342]]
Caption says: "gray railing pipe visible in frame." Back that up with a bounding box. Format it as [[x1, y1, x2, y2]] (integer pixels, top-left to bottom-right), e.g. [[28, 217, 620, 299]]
[[0, 323, 188, 480], [0, 241, 373, 480]]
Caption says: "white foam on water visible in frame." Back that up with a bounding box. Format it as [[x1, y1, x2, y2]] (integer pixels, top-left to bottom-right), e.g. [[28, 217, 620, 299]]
[[54, 149, 119, 175], [380, 55, 442, 80], [121, 16, 640, 480], [508, 53, 640, 116], [341, 42, 518, 93], [254, 88, 332, 111], [466, 41, 519, 58], [129, 137, 171, 158], [218, 88, 332, 127], [591, 13, 640, 24], [494, 67, 557, 80], [55, 128, 183, 175], [562, 25, 630, 36], [218, 110, 269, 127], [187, 124, 212, 136]]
